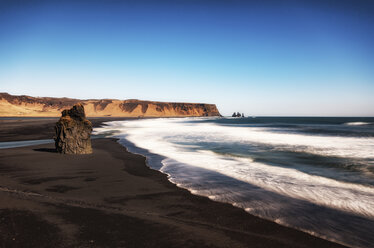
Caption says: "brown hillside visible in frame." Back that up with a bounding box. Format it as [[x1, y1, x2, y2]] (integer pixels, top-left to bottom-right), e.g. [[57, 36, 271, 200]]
[[0, 93, 221, 117]]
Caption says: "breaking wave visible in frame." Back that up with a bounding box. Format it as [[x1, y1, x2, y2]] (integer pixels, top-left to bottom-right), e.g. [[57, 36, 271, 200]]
[[94, 117, 374, 248], [344, 122, 372, 126]]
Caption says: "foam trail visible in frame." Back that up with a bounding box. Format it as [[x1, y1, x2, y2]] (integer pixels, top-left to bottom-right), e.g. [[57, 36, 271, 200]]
[[97, 118, 374, 159], [94, 118, 374, 247], [94, 118, 374, 218], [345, 122, 371, 126]]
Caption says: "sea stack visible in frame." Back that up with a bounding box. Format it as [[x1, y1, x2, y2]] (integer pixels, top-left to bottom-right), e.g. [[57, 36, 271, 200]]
[[54, 103, 93, 154], [232, 112, 242, 117]]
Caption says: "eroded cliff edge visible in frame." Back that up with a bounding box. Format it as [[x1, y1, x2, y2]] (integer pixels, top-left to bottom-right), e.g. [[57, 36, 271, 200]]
[[0, 93, 221, 117]]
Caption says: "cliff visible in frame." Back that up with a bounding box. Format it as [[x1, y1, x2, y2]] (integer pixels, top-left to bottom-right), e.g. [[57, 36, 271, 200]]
[[0, 93, 221, 117]]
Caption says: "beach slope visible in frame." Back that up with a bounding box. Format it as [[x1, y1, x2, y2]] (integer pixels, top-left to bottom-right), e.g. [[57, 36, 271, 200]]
[[0, 138, 346, 248]]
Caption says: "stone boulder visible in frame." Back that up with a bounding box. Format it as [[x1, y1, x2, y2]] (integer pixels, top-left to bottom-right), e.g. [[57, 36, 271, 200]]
[[54, 103, 93, 154]]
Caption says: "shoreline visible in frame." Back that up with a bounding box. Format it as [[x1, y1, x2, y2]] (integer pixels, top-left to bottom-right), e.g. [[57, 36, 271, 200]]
[[0, 119, 347, 247], [0, 117, 134, 142], [116, 137, 355, 248]]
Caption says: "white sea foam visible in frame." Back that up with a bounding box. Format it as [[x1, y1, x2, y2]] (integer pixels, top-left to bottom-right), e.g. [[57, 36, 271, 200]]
[[344, 122, 371, 126], [96, 118, 374, 159], [94, 118, 374, 219]]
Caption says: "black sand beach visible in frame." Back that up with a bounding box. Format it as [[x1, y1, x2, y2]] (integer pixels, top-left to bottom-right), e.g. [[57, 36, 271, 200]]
[[0, 119, 346, 247], [0, 117, 131, 142]]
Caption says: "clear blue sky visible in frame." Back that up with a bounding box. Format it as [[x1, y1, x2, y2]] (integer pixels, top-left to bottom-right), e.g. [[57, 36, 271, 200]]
[[0, 0, 373, 116]]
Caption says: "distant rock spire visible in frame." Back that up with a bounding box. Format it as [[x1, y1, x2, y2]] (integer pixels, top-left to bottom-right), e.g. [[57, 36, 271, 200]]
[[232, 112, 243, 118]]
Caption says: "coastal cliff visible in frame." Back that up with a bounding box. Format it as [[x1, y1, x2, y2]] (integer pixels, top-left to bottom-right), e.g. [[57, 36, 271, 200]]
[[0, 93, 221, 117]]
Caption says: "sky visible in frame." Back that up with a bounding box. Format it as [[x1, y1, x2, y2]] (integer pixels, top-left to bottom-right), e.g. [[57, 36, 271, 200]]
[[0, 0, 373, 116]]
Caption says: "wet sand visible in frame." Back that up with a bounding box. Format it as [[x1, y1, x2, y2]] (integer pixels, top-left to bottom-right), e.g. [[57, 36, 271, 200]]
[[0, 120, 346, 247], [0, 117, 132, 142]]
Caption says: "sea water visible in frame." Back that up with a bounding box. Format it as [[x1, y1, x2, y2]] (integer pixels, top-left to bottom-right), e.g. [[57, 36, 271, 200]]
[[94, 117, 374, 248]]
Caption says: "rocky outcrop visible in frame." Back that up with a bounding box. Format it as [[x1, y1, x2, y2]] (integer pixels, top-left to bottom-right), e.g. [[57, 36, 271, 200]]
[[232, 112, 244, 117], [0, 93, 221, 117], [54, 104, 93, 154]]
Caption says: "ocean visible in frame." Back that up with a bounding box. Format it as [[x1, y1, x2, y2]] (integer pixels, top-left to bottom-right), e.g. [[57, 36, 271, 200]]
[[94, 117, 374, 248]]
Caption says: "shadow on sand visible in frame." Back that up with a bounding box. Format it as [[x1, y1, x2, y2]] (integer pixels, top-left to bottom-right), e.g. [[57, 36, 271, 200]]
[[33, 148, 57, 153]]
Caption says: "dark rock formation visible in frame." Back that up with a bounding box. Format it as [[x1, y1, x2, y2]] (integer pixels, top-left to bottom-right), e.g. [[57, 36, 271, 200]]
[[54, 103, 93, 154], [232, 112, 242, 117]]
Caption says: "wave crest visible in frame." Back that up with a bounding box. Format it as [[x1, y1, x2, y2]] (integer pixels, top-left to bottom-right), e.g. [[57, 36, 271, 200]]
[[344, 122, 371, 126]]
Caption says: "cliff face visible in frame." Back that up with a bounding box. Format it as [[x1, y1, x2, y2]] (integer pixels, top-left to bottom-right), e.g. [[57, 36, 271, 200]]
[[0, 93, 221, 117]]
